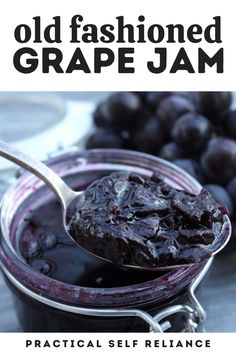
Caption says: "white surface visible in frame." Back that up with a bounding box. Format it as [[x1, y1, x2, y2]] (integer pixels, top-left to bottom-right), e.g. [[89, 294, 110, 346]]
[[0, 98, 93, 170]]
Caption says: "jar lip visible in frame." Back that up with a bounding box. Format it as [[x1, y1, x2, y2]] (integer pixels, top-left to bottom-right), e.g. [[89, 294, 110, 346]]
[[0, 148, 214, 307]]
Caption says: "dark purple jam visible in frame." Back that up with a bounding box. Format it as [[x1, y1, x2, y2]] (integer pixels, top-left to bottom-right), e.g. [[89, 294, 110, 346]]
[[68, 172, 228, 268], [18, 198, 161, 287]]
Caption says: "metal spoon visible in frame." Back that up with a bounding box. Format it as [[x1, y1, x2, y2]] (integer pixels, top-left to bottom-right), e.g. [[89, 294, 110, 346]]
[[0, 140, 231, 271]]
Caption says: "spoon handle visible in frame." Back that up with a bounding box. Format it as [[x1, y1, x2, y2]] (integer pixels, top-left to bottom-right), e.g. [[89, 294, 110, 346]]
[[0, 140, 76, 209]]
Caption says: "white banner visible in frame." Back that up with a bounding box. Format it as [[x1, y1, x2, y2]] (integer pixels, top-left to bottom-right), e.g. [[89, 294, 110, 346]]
[[0, 333, 235, 354], [0, 0, 235, 90]]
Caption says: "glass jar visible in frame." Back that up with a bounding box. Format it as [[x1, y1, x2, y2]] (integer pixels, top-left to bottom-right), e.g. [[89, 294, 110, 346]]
[[0, 149, 230, 332]]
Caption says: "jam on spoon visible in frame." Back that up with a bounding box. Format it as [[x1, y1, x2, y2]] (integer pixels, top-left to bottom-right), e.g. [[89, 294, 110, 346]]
[[0, 140, 230, 271], [67, 171, 230, 269]]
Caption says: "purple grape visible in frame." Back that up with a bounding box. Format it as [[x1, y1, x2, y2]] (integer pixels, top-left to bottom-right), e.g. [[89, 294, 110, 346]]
[[226, 177, 236, 207], [145, 92, 173, 109], [231, 222, 236, 241], [158, 95, 195, 133], [159, 142, 183, 161], [131, 117, 164, 153], [103, 92, 142, 130], [93, 101, 110, 128], [201, 137, 236, 184], [172, 113, 211, 152], [225, 110, 236, 139], [132, 92, 146, 101], [196, 92, 232, 122], [86, 128, 124, 149]]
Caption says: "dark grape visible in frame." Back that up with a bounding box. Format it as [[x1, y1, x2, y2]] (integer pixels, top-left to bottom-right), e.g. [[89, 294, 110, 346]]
[[231, 222, 236, 240], [174, 158, 205, 184], [196, 92, 232, 122], [131, 117, 164, 153], [93, 101, 110, 128], [172, 113, 211, 152], [159, 142, 183, 161], [226, 177, 236, 207], [205, 184, 234, 216], [86, 129, 124, 149], [201, 137, 236, 184], [145, 92, 173, 110], [225, 110, 236, 139], [103, 92, 142, 130], [158, 95, 195, 133], [132, 92, 146, 101]]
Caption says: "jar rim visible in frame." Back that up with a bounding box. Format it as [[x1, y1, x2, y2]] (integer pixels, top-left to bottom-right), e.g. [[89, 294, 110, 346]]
[[0, 148, 213, 308]]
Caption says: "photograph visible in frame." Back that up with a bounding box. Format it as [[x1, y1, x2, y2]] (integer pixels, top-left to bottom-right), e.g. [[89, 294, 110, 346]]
[[0, 91, 236, 333]]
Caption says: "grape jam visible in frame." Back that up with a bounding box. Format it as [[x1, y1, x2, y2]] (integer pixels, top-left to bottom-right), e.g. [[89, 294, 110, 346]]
[[68, 172, 228, 268]]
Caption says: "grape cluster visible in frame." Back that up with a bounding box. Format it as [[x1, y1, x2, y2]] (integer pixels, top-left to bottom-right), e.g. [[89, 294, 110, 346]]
[[85, 91, 236, 248]]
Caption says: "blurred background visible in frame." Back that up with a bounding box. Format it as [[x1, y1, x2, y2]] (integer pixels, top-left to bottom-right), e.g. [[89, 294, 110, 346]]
[[0, 91, 236, 332]]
